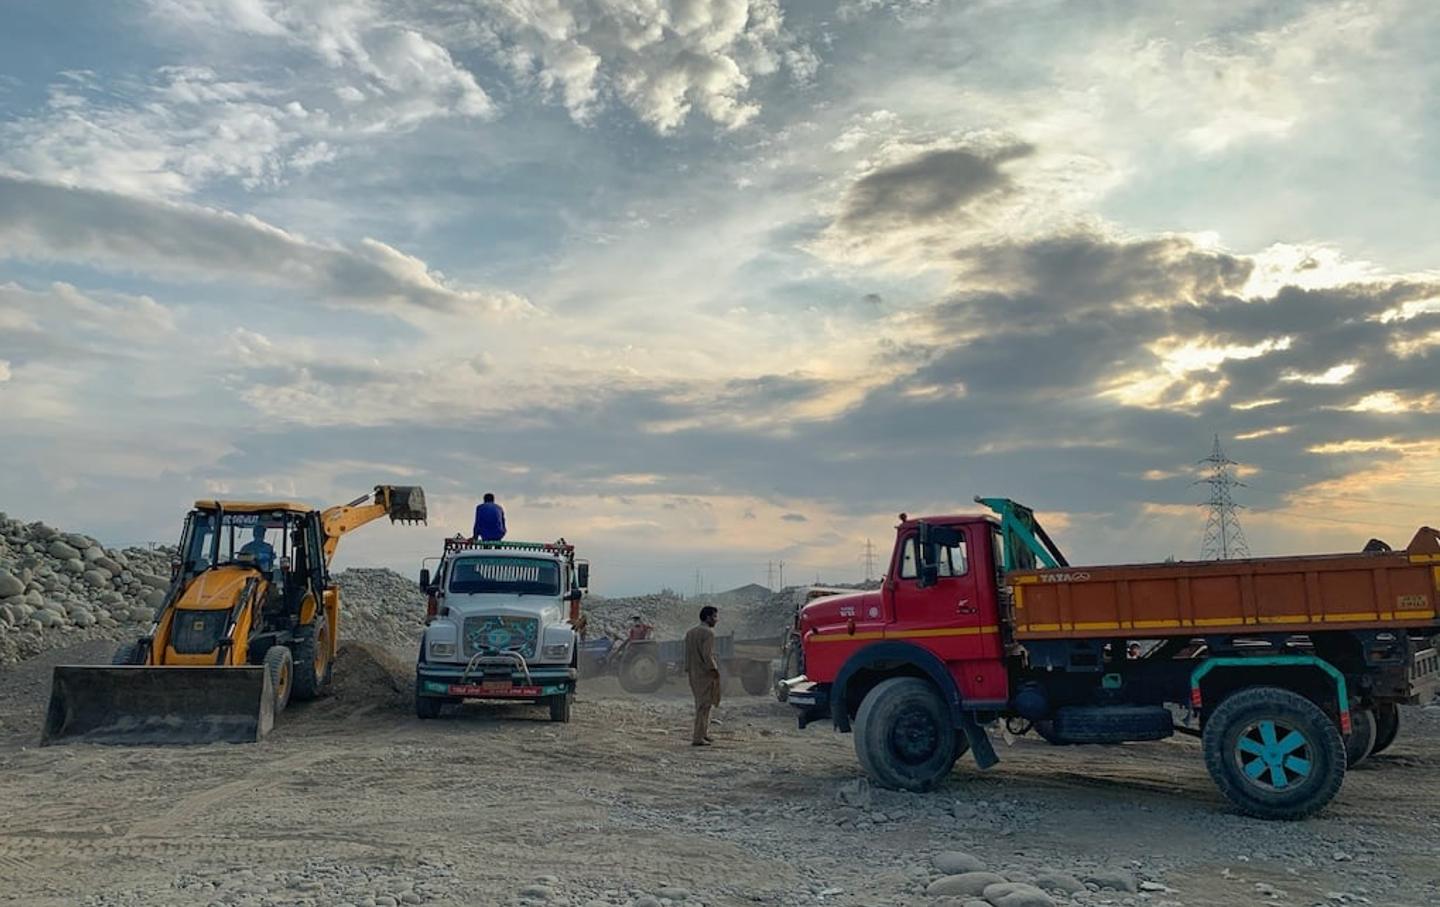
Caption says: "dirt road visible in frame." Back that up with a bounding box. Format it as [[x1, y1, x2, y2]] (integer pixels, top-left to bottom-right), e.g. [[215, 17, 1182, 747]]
[[2, 643, 1436, 907]]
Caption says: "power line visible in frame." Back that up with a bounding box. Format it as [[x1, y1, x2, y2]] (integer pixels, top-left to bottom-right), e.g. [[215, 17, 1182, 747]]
[[1197, 435, 1250, 560]]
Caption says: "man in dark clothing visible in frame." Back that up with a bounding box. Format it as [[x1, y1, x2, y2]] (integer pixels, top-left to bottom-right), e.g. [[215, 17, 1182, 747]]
[[473, 493, 507, 541]]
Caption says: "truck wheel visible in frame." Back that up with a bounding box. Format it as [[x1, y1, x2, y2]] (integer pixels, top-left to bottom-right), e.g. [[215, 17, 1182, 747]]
[[290, 618, 331, 701], [548, 693, 573, 723], [619, 650, 665, 694], [1371, 702, 1400, 754], [1202, 686, 1345, 820], [1344, 708, 1377, 767], [111, 642, 144, 665], [740, 661, 770, 696], [853, 677, 959, 792], [264, 645, 294, 715], [1032, 720, 1069, 746], [415, 690, 444, 720]]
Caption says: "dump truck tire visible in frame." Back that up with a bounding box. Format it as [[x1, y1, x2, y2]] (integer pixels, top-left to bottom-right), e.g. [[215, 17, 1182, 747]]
[[264, 645, 293, 714], [1344, 708, 1377, 767], [1372, 702, 1400, 754], [618, 649, 664, 694], [548, 693, 572, 723], [290, 619, 332, 701], [853, 676, 959, 792], [111, 642, 144, 666], [1202, 686, 1345, 820], [416, 691, 444, 719]]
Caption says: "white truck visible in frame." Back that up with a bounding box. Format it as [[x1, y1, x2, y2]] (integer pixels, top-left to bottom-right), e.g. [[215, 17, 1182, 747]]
[[415, 538, 588, 722]]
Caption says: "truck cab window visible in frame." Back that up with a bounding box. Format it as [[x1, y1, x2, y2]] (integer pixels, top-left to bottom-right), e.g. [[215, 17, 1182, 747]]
[[899, 534, 969, 579]]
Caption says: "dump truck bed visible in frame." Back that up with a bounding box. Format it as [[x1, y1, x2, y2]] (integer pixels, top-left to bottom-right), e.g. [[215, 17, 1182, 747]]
[[1010, 548, 1440, 639]]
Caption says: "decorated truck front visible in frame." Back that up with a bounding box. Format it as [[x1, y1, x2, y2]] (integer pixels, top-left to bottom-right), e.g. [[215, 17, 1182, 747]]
[[415, 539, 587, 723]]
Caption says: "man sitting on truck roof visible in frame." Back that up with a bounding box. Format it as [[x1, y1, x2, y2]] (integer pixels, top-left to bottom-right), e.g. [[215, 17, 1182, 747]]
[[473, 492, 507, 541]]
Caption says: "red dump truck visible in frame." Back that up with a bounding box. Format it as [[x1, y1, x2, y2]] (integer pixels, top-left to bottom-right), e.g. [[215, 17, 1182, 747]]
[[779, 498, 1440, 819]]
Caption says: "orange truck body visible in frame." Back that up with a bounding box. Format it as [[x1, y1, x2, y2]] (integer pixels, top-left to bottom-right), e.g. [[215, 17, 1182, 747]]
[[1010, 537, 1440, 640]]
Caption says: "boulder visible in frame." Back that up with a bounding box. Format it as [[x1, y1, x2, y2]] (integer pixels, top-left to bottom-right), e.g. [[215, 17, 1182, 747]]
[[0, 569, 24, 598], [64, 533, 94, 551], [34, 608, 65, 628], [1084, 870, 1138, 893], [48, 540, 82, 561], [82, 545, 105, 563], [62, 558, 86, 576], [95, 556, 124, 576], [927, 873, 1009, 898], [83, 569, 113, 588], [1032, 872, 1086, 895], [935, 852, 988, 875]]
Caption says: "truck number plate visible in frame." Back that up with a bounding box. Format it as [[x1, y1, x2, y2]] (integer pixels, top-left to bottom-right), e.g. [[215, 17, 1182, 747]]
[[448, 683, 542, 697]]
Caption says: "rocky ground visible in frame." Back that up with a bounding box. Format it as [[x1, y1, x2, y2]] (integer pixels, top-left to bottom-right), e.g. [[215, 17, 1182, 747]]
[[2, 517, 1437, 907]]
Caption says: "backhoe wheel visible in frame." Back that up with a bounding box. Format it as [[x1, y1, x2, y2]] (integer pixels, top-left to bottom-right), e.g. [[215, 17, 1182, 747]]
[[1344, 708, 1377, 768], [1371, 702, 1400, 755], [264, 645, 294, 714], [548, 692, 573, 723], [111, 642, 144, 666], [415, 690, 444, 720], [618, 648, 665, 694], [290, 618, 332, 701], [1202, 686, 1345, 820], [853, 677, 959, 792]]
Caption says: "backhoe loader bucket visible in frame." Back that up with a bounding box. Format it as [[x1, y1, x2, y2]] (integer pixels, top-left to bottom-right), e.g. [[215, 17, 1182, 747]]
[[379, 484, 428, 523], [42, 666, 274, 746]]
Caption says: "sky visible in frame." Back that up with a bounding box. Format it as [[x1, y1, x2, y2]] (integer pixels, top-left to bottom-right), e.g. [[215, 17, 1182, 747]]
[[2, 0, 1439, 595]]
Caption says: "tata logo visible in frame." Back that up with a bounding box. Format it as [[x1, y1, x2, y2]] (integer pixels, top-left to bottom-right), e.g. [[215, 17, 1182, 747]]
[[1041, 572, 1091, 583]]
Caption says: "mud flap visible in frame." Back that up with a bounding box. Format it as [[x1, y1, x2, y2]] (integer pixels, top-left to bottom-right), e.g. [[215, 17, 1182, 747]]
[[959, 711, 999, 769], [42, 666, 275, 746]]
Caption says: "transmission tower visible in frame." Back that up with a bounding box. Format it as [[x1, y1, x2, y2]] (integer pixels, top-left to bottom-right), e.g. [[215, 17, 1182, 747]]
[[1197, 435, 1251, 560], [862, 539, 877, 582]]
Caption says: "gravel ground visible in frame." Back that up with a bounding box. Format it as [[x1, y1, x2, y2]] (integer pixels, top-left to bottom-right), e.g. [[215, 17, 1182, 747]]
[[2, 639, 1437, 907]]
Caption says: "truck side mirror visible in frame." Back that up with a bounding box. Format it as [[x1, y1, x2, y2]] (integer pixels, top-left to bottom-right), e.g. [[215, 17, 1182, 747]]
[[576, 563, 589, 590], [918, 561, 940, 589], [419, 567, 431, 591]]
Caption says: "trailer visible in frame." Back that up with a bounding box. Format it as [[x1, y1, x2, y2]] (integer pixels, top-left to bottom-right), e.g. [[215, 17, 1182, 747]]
[[781, 497, 1440, 819], [587, 627, 782, 696]]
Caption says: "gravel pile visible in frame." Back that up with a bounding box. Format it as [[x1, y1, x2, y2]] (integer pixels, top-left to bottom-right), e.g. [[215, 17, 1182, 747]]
[[0, 512, 174, 666], [585, 581, 877, 641], [333, 568, 427, 650]]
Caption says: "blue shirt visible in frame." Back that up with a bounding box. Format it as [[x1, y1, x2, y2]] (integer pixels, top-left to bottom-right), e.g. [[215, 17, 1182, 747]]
[[473, 501, 507, 540]]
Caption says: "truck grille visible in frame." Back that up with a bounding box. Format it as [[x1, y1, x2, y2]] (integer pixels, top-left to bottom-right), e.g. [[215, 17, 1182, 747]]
[[462, 615, 539, 659]]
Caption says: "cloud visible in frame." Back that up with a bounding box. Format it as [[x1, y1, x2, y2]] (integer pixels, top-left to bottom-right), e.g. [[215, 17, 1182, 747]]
[[462, 0, 810, 132], [0, 175, 529, 317], [780, 512, 808, 522], [838, 144, 1031, 233]]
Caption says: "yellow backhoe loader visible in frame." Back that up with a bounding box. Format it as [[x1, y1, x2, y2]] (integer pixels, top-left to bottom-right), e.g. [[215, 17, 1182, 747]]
[[43, 485, 427, 745]]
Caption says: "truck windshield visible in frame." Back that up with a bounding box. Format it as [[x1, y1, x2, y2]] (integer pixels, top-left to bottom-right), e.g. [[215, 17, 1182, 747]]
[[449, 557, 560, 596]]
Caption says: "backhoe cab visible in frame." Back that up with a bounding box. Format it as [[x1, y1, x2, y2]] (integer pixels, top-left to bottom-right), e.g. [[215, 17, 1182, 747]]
[[43, 485, 426, 745]]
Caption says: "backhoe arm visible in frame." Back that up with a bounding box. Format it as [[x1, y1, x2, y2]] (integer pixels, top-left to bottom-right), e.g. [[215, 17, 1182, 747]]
[[320, 485, 428, 564]]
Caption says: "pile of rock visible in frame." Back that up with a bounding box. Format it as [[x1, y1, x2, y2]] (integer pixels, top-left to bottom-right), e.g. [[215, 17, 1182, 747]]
[[333, 568, 427, 650], [0, 512, 174, 665]]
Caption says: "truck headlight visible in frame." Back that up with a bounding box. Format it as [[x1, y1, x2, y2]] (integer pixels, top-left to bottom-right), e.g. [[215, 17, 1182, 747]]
[[429, 642, 456, 658], [542, 644, 569, 658]]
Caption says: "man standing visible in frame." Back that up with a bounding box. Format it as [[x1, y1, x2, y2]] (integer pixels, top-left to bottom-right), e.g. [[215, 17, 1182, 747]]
[[473, 493, 507, 541], [684, 606, 721, 746]]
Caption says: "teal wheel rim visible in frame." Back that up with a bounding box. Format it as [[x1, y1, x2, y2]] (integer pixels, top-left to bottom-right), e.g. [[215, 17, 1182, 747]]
[[1235, 719, 1313, 790]]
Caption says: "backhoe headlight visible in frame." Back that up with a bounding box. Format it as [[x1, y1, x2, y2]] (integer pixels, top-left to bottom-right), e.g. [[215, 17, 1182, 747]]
[[542, 644, 569, 658], [429, 642, 456, 658]]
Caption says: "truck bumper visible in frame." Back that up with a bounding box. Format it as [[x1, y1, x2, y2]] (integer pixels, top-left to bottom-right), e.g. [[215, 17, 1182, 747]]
[[782, 677, 830, 729], [416, 664, 577, 701]]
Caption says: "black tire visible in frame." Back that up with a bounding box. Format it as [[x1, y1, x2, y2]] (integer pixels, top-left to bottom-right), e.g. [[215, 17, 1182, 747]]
[[1046, 705, 1174, 744], [548, 692, 572, 723], [740, 661, 770, 696], [1032, 719, 1069, 745], [853, 677, 959, 792], [1202, 686, 1346, 820], [618, 648, 665, 694], [1372, 702, 1400, 754], [416, 690, 444, 720], [264, 645, 294, 715], [111, 642, 144, 666], [1344, 708, 1377, 767], [290, 618, 332, 701]]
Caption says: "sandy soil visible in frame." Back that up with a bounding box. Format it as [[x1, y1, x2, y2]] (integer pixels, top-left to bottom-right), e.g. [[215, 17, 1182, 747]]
[[1, 642, 1436, 907]]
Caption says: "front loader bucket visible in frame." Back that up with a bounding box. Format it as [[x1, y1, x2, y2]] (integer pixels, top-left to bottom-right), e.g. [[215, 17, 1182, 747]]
[[42, 666, 274, 746], [379, 484, 428, 523]]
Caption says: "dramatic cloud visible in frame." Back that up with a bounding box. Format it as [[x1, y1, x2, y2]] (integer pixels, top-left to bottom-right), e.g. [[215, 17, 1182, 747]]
[[0, 176, 529, 316]]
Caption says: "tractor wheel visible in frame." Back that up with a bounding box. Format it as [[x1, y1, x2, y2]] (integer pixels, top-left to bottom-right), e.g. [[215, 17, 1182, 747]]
[[1371, 702, 1401, 755], [1202, 686, 1345, 820], [415, 690, 444, 720], [1344, 708, 1377, 768], [548, 692, 573, 723], [740, 661, 771, 696], [111, 642, 145, 666], [618, 648, 665, 694], [853, 677, 959, 792], [264, 645, 294, 715], [290, 618, 332, 701]]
